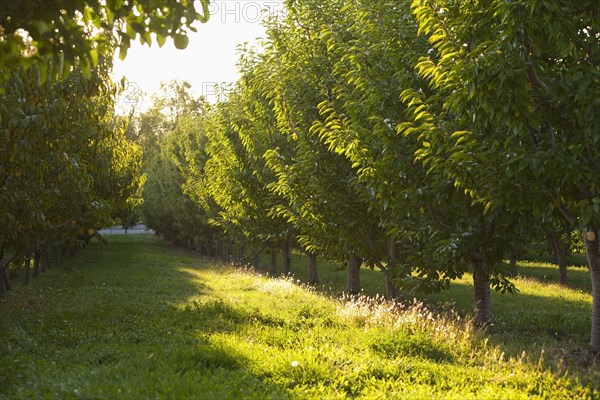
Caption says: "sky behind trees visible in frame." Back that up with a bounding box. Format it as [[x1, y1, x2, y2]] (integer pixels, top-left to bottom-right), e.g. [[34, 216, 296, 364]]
[[111, 1, 280, 109]]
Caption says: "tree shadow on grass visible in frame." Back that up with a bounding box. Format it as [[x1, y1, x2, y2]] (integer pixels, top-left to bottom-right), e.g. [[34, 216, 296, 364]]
[[182, 244, 598, 390], [139, 298, 292, 399], [214, 246, 593, 357], [512, 262, 591, 294], [0, 234, 294, 399], [417, 278, 600, 391]]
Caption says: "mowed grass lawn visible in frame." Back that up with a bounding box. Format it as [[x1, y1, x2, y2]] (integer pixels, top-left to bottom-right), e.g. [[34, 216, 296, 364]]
[[0, 235, 598, 399]]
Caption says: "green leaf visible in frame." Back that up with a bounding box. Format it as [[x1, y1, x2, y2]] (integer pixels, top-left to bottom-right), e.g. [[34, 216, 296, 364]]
[[31, 21, 50, 36], [89, 49, 99, 66], [156, 34, 167, 48], [119, 46, 128, 61]]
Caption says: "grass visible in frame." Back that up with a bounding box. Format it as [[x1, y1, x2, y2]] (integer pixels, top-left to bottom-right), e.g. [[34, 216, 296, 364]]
[[421, 264, 592, 360], [1, 235, 598, 399], [257, 251, 594, 360]]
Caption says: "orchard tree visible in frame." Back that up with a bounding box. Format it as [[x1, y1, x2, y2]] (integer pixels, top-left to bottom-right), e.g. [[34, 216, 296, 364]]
[[407, 0, 600, 351], [1, 0, 208, 296], [294, 0, 520, 320], [256, 1, 394, 293], [201, 98, 293, 271], [313, 0, 428, 299], [135, 82, 216, 249], [1, 0, 213, 291], [128, 80, 207, 161], [545, 218, 574, 285]]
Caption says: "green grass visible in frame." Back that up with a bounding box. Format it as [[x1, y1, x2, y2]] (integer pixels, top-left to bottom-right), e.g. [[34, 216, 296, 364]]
[[1, 235, 598, 399], [420, 265, 592, 359], [257, 251, 594, 360]]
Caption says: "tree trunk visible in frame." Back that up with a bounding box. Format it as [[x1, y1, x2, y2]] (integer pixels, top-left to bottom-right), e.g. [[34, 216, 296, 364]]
[[0, 265, 6, 299], [0, 254, 10, 299], [269, 249, 277, 275], [346, 256, 361, 294], [558, 253, 568, 285], [385, 272, 399, 300], [1, 263, 10, 291], [472, 261, 492, 327], [307, 253, 319, 285], [548, 232, 569, 285], [46, 248, 53, 270], [0, 250, 11, 295], [57, 247, 66, 267], [22, 258, 31, 285], [217, 239, 223, 260], [386, 238, 399, 300], [282, 240, 292, 275], [239, 243, 246, 263], [584, 229, 600, 354], [253, 252, 260, 270], [509, 250, 518, 277], [41, 248, 49, 272], [226, 237, 233, 263], [2, 264, 10, 290], [32, 252, 41, 278]]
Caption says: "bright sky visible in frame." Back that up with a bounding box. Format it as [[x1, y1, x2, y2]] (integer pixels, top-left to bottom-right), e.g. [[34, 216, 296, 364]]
[[111, 1, 283, 111]]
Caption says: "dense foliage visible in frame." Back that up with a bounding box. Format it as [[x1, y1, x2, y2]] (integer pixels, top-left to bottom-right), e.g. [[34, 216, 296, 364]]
[[140, 0, 600, 354], [403, 0, 600, 352], [1, 0, 598, 361], [0, 0, 209, 83], [0, 60, 143, 297], [1, 1, 212, 296]]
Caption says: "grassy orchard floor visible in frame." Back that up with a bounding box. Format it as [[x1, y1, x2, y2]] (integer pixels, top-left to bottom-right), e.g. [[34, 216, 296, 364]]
[[260, 250, 594, 360], [0, 236, 597, 399]]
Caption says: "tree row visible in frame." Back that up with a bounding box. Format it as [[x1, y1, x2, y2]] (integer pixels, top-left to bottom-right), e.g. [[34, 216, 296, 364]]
[[140, 1, 600, 352], [1, 0, 214, 298], [0, 60, 143, 298]]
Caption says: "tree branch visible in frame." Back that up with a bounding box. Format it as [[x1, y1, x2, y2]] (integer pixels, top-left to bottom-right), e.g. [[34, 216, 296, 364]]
[[558, 204, 578, 225]]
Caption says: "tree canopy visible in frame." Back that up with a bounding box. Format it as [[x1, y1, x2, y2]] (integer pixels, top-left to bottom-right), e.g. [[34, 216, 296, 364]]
[[0, 0, 209, 82], [139, 0, 600, 353], [3, 0, 599, 354]]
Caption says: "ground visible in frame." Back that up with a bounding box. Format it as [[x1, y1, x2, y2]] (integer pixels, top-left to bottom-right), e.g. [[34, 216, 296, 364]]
[[0, 235, 598, 399]]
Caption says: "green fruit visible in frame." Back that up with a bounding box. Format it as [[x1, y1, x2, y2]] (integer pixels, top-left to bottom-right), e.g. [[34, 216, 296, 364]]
[[173, 34, 189, 50]]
